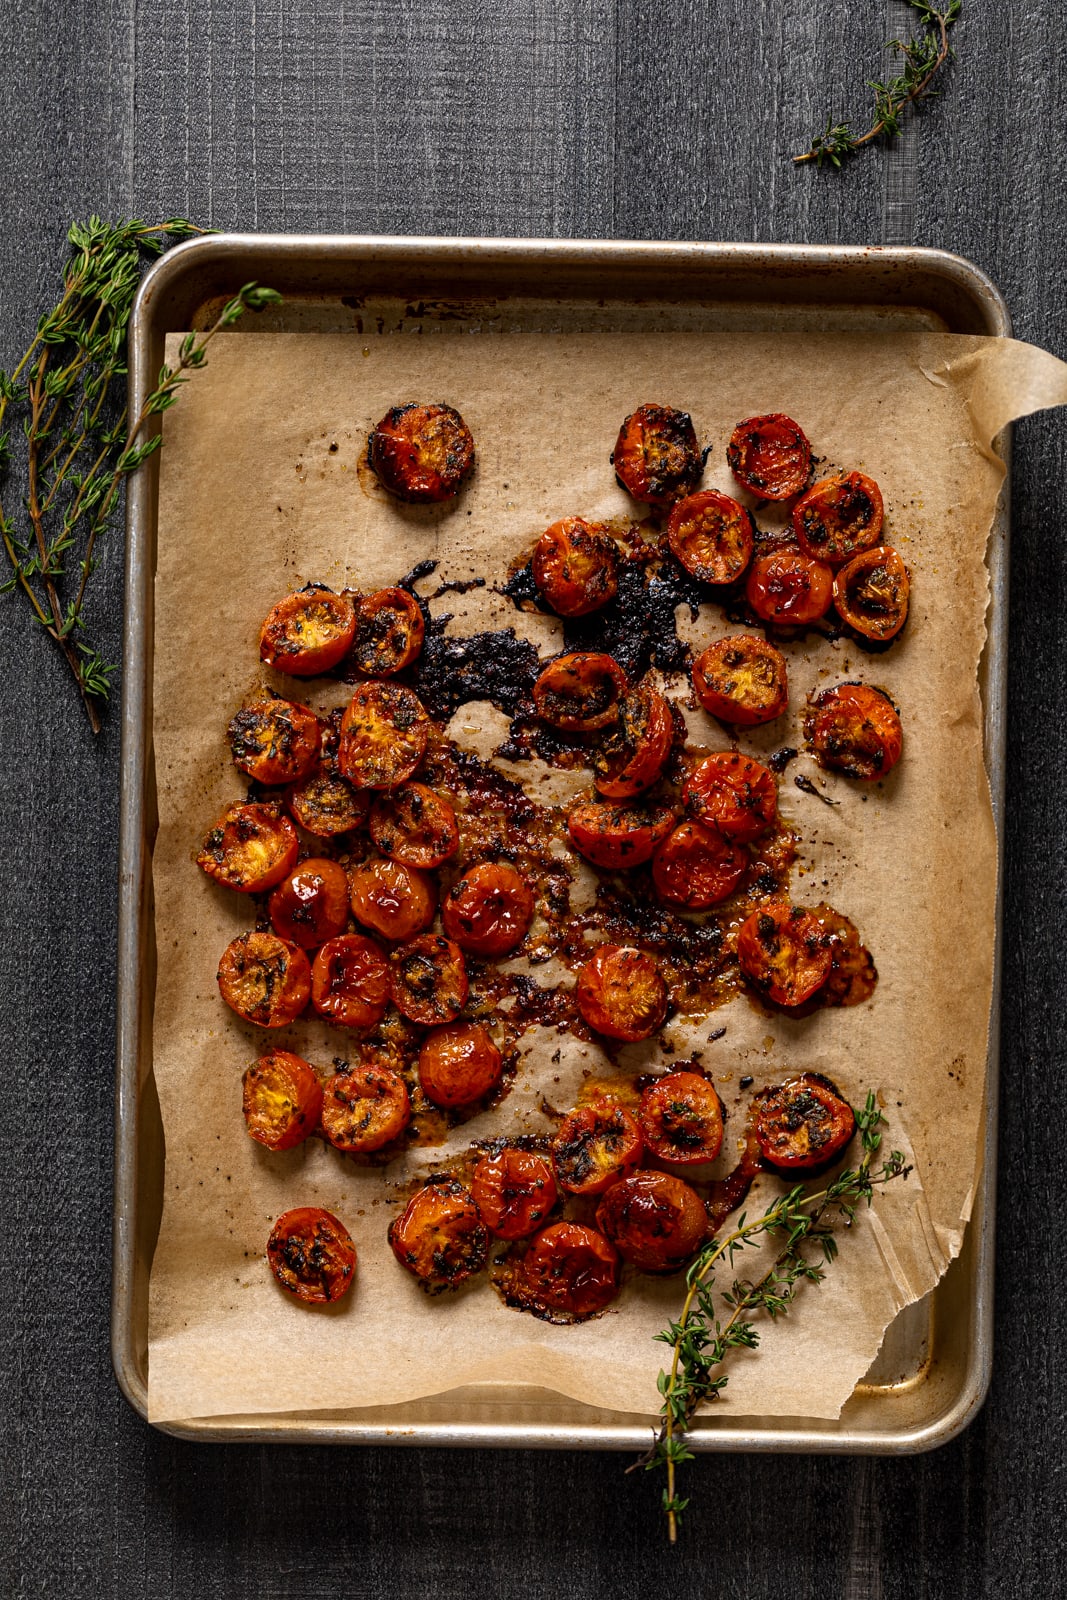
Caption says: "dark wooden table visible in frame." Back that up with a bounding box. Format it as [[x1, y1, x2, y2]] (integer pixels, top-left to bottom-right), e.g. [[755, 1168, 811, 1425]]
[[2, 4, 1062, 1594]]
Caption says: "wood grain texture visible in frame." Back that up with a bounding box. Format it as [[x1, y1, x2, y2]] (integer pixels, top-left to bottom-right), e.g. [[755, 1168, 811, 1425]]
[[0, 2, 1065, 1595]]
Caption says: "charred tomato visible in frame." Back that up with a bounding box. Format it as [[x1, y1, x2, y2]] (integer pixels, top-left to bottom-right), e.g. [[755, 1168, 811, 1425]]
[[682, 752, 777, 843], [441, 862, 535, 958], [471, 1149, 559, 1240], [651, 820, 747, 909], [532, 517, 619, 617], [755, 1073, 856, 1172], [639, 1071, 725, 1165], [353, 587, 426, 675], [338, 681, 429, 789], [217, 932, 311, 1028], [746, 551, 834, 626], [267, 1207, 356, 1304], [692, 634, 789, 726], [320, 1061, 411, 1152], [520, 1222, 620, 1318], [551, 1099, 644, 1196], [228, 698, 321, 785], [666, 489, 755, 585], [805, 683, 903, 780], [389, 934, 469, 1026], [368, 782, 459, 868], [309, 934, 391, 1029], [726, 413, 812, 501], [287, 763, 369, 837], [242, 1050, 324, 1152], [596, 1171, 708, 1271], [259, 587, 357, 677], [388, 1176, 488, 1292], [349, 856, 437, 941], [592, 683, 674, 799], [268, 857, 351, 949], [533, 652, 627, 732], [575, 945, 668, 1042], [793, 471, 884, 565], [833, 546, 910, 641], [736, 902, 833, 1007], [418, 1022, 503, 1108], [567, 799, 675, 870], [197, 801, 299, 893], [368, 402, 475, 503], [612, 403, 702, 508]]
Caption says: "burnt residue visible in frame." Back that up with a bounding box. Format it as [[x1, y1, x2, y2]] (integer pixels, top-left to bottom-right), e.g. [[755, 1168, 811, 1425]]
[[501, 559, 543, 610], [794, 773, 840, 806], [413, 614, 542, 721], [768, 746, 799, 773]]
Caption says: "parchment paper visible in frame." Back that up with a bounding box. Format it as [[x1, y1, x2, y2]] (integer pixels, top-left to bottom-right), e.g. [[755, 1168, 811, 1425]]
[[147, 330, 1067, 1425]]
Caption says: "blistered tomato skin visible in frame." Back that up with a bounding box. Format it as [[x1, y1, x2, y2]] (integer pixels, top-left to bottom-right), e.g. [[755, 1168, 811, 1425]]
[[596, 1171, 708, 1271], [242, 1051, 324, 1151], [338, 681, 429, 789], [651, 820, 747, 909], [310, 934, 391, 1029], [389, 934, 469, 1026], [228, 699, 322, 785], [682, 752, 777, 843], [418, 1022, 503, 1108], [368, 402, 475, 503], [639, 1071, 725, 1165], [592, 684, 674, 799], [833, 546, 910, 641], [520, 1222, 620, 1318], [755, 1073, 856, 1172], [551, 1100, 644, 1195], [320, 1062, 411, 1152], [532, 517, 619, 617], [259, 587, 357, 676], [612, 404, 702, 508], [533, 652, 628, 732], [349, 857, 437, 942], [746, 551, 834, 626], [441, 862, 535, 958], [354, 588, 426, 675], [268, 858, 351, 949], [736, 902, 833, 1008], [575, 945, 669, 1043], [388, 1176, 489, 1292], [217, 932, 312, 1028], [369, 783, 459, 868], [794, 472, 884, 565], [197, 802, 299, 893], [726, 413, 812, 501], [267, 1208, 356, 1304], [666, 489, 755, 585], [471, 1149, 559, 1239], [692, 634, 789, 727], [805, 683, 903, 780], [567, 800, 675, 870]]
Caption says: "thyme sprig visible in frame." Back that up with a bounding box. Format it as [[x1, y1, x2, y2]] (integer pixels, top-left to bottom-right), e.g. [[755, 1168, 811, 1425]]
[[633, 1093, 910, 1542], [794, 2, 962, 168], [0, 218, 280, 730]]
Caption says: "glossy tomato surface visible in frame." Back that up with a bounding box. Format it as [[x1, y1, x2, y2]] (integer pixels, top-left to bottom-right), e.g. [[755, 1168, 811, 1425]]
[[268, 857, 351, 949], [217, 932, 311, 1028], [197, 801, 299, 893], [471, 1149, 559, 1240], [388, 1176, 488, 1291], [736, 902, 833, 1007], [651, 820, 747, 909], [533, 652, 627, 732], [349, 856, 437, 941], [338, 681, 429, 789], [310, 934, 391, 1029], [666, 489, 754, 585], [692, 634, 789, 726], [575, 944, 668, 1042], [596, 1171, 708, 1270], [755, 1073, 856, 1171], [726, 413, 811, 500], [639, 1071, 725, 1165], [746, 551, 834, 626], [368, 402, 475, 502], [321, 1062, 411, 1152], [267, 1207, 356, 1304], [805, 683, 903, 780], [228, 699, 322, 785], [682, 752, 777, 843], [833, 546, 910, 640], [551, 1099, 644, 1195], [418, 1022, 503, 1108], [242, 1051, 323, 1151], [612, 403, 702, 507], [259, 587, 357, 676], [520, 1222, 620, 1318], [441, 862, 535, 957], [354, 587, 426, 675], [389, 934, 469, 1025], [592, 684, 674, 799], [567, 799, 675, 869], [793, 471, 884, 565], [369, 782, 459, 868], [532, 517, 619, 617]]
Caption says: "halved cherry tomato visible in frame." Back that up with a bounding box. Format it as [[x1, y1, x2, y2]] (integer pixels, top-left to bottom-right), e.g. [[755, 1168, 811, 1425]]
[[471, 1149, 559, 1240], [592, 684, 674, 799], [567, 799, 675, 869], [369, 782, 459, 868], [441, 862, 535, 957], [242, 1050, 323, 1151], [389, 934, 469, 1025], [794, 471, 884, 565], [268, 858, 351, 949], [368, 402, 475, 503], [321, 1061, 411, 1152], [228, 698, 321, 785], [353, 587, 426, 675], [197, 801, 299, 893], [259, 587, 357, 676], [639, 1071, 724, 1165], [267, 1207, 356, 1304], [551, 1099, 644, 1195], [651, 820, 747, 909], [667, 489, 754, 585], [533, 652, 627, 732], [287, 764, 370, 836], [217, 932, 311, 1028], [596, 1171, 708, 1271], [575, 945, 668, 1042], [682, 752, 777, 843], [755, 1073, 856, 1171], [746, 551, 834, 625], [388, 1176, 489, 1291], [727, 413, 812, 501], [520, 1222, 620, 1317], [338, 681, 429, 789], [833, 546, 910, 640], [532, 517, 619, 617], [349, 856, 437, 941], [692, 635, 788, 726], [612, 403, 702, 507], [418, 1022, 502, 1108], [736, 902, 833, 1007], [310, 934, 391, 1029], [805, 683, 903, 780]]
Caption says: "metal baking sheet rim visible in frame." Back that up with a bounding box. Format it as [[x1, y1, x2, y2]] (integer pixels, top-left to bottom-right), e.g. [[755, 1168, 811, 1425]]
[[115, 235, 1008, 1452]]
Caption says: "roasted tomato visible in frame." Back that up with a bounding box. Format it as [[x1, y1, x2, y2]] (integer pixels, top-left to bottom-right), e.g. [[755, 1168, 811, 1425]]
[[259, 586, 357, 676], [746, 551, 834, 626], [692, 634, 788, 726], [267, 1207, 356, 1304], [551, 1100, 643, 1195], [805, 683, 903, 780], [755, 1073, 856, 1171], [242, 1050, 324, 1152], [389, 934, 469, 1025], [268, 858, 351, 949], [388, 1176, 489, 1292], [575, 945, 668, 1042], [532, 517, 619, 617], [217, 932, 311, 1028], [533, 652, 627, 732], [596, 1171, 708, 1271], [349, 856, 437, 941], [726, 413, 812, 501], [736, 902, 833, 1007], [471, 1149, 559, 1240], [651, 820, 747, 909], [441, 862, 535, 957], [338, 681, 429, 789], [228, 698, 321, 785], [197, 801, 299, 893], [682, 752, 777, 843], [520, 1222, 620, 1318], [418, 1022, 503, 1108], [320, 1061, 411, 1152], [287, 764, 369, 837], [368, 782, 459, 868], [794, 471, 884, 565], [666, 489, 754, 585], [639, 1071, 724, 1165], [833, 546, 910, 640], [353, 587, 426, 675], [310, 934, 391, 1029], [567, 799, 675, 869], [592, 684, 674, 799], [612, 403, 702, 508], [368, 402, 475, 503]]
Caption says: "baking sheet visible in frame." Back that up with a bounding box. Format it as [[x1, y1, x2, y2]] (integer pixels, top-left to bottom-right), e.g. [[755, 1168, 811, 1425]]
[[146, 328, 1067, 1425]]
